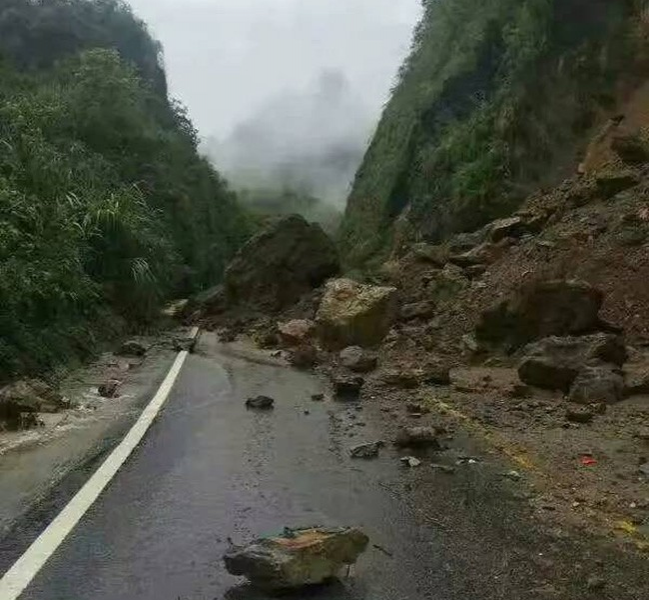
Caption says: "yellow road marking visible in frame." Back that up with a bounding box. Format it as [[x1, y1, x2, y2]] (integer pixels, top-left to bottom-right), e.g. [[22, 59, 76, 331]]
[[425, 395, 649, 548]]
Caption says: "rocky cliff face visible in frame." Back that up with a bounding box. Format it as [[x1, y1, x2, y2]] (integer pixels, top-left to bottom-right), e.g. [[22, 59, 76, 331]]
[[340, 0, 649, 268]]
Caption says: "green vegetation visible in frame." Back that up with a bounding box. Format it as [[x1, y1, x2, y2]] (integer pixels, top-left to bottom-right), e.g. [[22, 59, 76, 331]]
[[340, 0, 647, 268], [0, 0, 251, 380]]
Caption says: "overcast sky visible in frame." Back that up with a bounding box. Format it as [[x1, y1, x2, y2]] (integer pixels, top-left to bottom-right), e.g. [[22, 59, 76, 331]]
[[128, 0, 422, 139]]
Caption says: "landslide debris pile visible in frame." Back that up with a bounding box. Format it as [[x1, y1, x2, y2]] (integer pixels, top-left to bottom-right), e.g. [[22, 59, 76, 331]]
[[188, 100, 649, 540]]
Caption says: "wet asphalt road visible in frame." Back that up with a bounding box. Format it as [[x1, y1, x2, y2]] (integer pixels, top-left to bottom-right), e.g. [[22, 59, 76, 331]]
[[3, 333, 648, 600]]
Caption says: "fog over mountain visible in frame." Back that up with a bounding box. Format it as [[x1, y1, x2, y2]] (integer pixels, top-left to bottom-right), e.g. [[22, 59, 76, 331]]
[[205, 70, 373, 206], [127, 0, 422, 209]]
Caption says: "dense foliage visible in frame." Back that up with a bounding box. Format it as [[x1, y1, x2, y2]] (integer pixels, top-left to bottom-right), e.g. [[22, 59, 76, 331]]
[[340, 0, 647, 267], [0, 0, 250, 379]]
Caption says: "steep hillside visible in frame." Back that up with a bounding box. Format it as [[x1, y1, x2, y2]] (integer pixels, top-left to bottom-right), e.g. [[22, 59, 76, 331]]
[[0, 0, 250, 379], [340, 0, 649, 268]]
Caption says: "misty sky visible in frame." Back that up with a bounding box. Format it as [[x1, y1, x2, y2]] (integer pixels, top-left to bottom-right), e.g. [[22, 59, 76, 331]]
[[128, 0, 422, 139]]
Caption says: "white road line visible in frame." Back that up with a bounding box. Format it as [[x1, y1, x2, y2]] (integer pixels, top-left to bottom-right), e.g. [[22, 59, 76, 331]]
[[0, 327, 199, 600]]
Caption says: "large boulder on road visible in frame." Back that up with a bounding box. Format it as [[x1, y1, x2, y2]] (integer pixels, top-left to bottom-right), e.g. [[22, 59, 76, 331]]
[[476, 280, 606, 351], [316, 279, 397, 350], [224, 215, 339, 312], [223, 527, 369, 591], [518, 333, 627, 392]]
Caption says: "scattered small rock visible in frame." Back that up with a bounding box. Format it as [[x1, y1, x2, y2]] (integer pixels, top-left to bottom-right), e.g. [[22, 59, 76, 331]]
[[118, 340, 147, 357], [422, 363, 451, 386], [381, 367, 421, 389], [350, 441, 384, 459], [506, 383, 532, 399], [401, 456, 422, 468], [98, 380, 120, 399], [288, 344, 318, 369], [173, 337, 196, 352], [431, 463, 456, 474], [218, 328, 237, 343], [394, 426, 440, 449], [278, 320, 315, 348], [586, 575, 606, 591], [332, 373, 365, 399], [565, 404, 595, 424], [406, 402, 430, 415], [501, 470, 523, 482], [400, 300, 436, 322], [245, 395, 275, 410], [311, 393, 325, 402], [339, 346, 378, 373], [461, 334, 480, 354]]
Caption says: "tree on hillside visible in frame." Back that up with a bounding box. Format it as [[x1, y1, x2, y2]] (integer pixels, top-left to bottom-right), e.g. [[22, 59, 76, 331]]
[[0, 2, 251, 380]]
